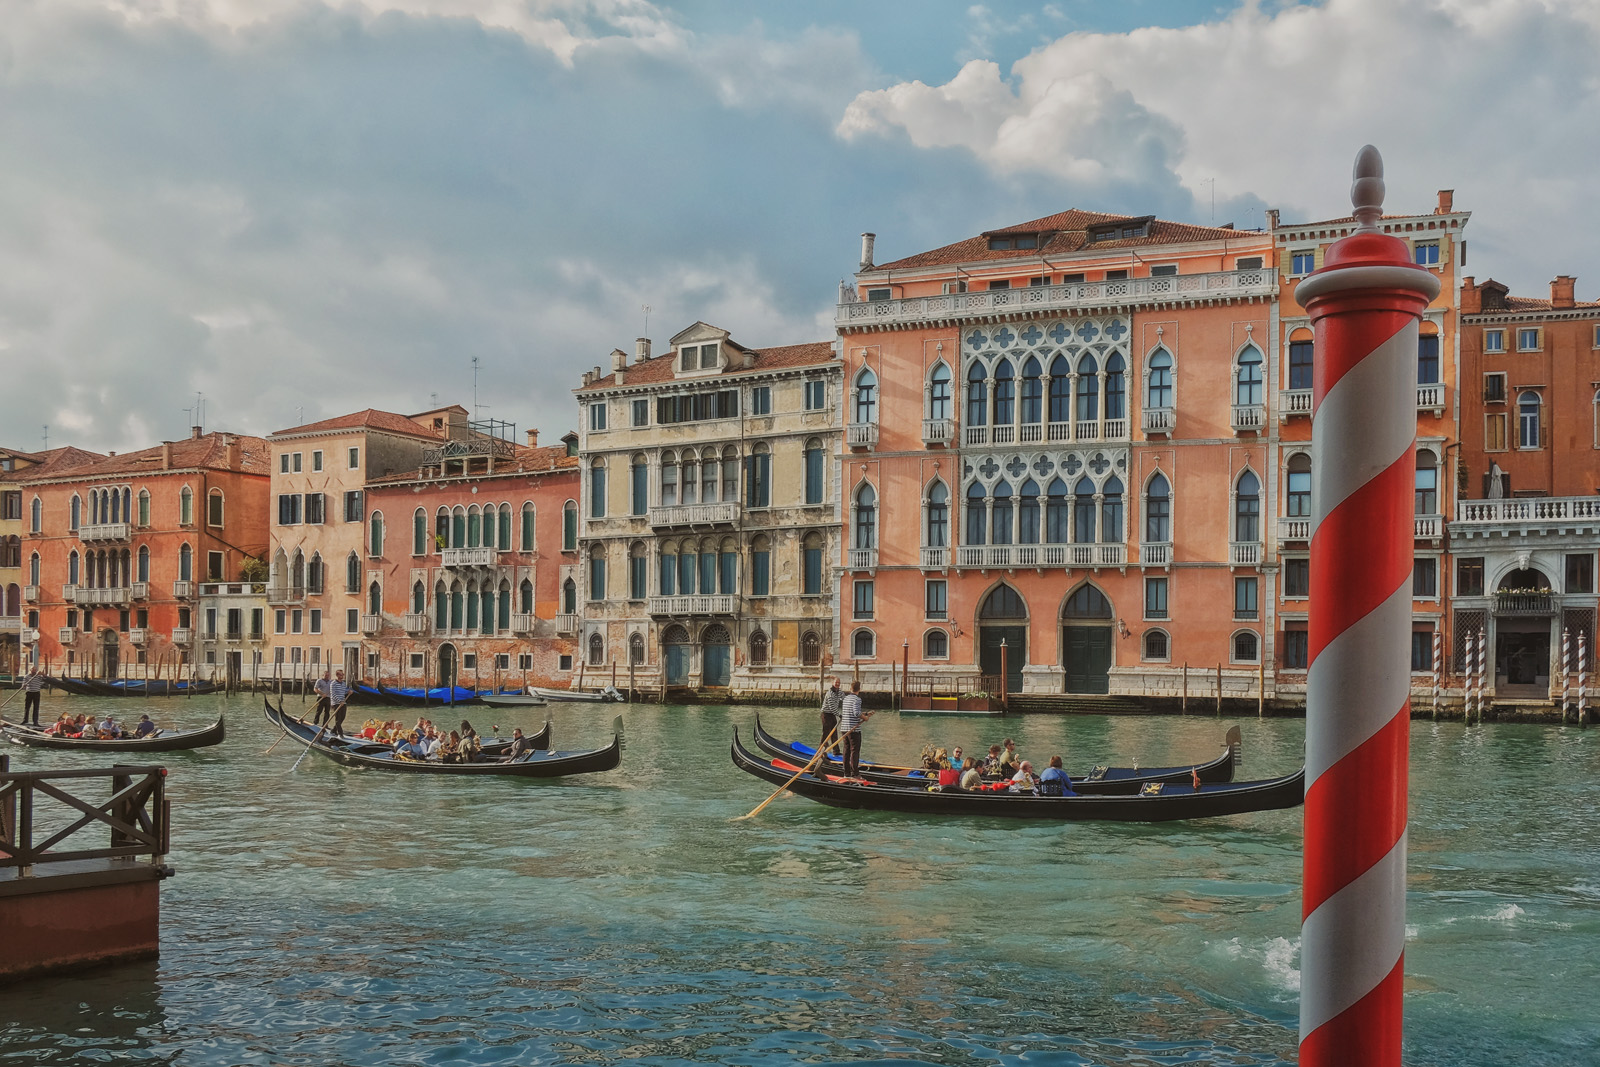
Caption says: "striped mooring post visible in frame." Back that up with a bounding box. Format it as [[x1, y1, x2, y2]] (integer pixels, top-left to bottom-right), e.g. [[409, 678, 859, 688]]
[[1561, 627, 1572, 721], [1297, 146, 1440, 1066]]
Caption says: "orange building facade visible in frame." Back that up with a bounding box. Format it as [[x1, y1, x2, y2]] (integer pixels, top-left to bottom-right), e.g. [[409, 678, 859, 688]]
[[360, 432, 580, 690], [16, 431, 270, 678]]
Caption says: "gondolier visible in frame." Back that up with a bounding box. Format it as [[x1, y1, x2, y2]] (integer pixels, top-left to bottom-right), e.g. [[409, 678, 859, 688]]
[[838, 680, 870, 781], [328, 670, 352, 736], [311, 669, 333, 726], [22, 665, 46, 726], [818, 675, 844, 757]]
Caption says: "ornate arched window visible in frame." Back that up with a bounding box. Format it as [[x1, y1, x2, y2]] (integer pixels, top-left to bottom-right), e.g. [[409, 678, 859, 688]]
[[1076, 354, 1099, 423], [749, 629, 768, 667], [801, 630, 822, 666], [520, 578, 534, 615], [965, 482, 987, 546], [1146, 347, 1174, 410], [368, 580, 381, 617], [562, 501, 577, 551], [1145, 473, 1171, 543], [631, 454, 649, 515], [1073, 477, 1096, 543], [992, 359, 1015, 426], [1020, 357, 1042, 425], [1235, 344, 1263, 406], [137, 545, 150, 583], [1100, 476, 1124, 543], [1235, 471, 1261, 542], [853, 483, 877, 550], [307, 552, 324, 595], [588, 544, 606, 601], [70, 494, 81, 531], [803, 439, 824, 505], [208, 489, 225, 527], [178, 542, 193, 582], [498, 503, 512, 550], [179, 486, 193, 526], [451, 506, 466, 549], [588, 632, 605, 666], [68, 550, 80, 585], [562, 577, 575, 614], [520, 502, 535, 551], [1518, 391, 1542, 449], [1045, 478, 1070, 543], [29, 496, 41, 533], [413, 507, 428, 555], [926, 481, 949, 548], [411, 580, 425, 614], [589, 458, 607, 519], [434, 580, 448, 628], [1048, 355, 1071, 423], [137, 489, 150, 527], [980, 583, 1027, 618], [927, 362, 952, 421], [369, 512, 384, 558], [1018, 479, 1040, 545], [853, 368, 878, 424], [1286, 454, 1311, 518], [1105, 353, 1126, 421], [466, 505, 481, 548], [991, 480, 1013, 545], [966, 362, 988, 426], [346, 552, 360, 593], [630, 631, 646, 666], [1063, 584, 1112, 618]]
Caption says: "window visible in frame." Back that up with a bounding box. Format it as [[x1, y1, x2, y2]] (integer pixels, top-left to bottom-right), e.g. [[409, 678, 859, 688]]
[[926, 482, 949, 548], [207, 551, 224, 581], [1236, 256, 1263, 270], [923, 579, 947, 621], [747, 446, 771, 508], [291, 609, 302, 634], [631, 399, 649, 427], [588, 548, 606, 601], [853, 580, 874, 620], [1146, 349, 1173, 409], [137, 490, 149, 526], [1235, 471, 1260, 542], [1410, 630, 1433, 672], [1413, 241, 1440, 266], [1144, 629, 1170, 661], [1235, 345, 1263, 406], [1415, 449, 1438, 515], [204, 490, 224, 527], [629, 542, 648, 600], [631, 456, 648, 516], [279, 454, 290, 474], [988, 279, 1011, 290], [1484, 328, 1505, 353], [302, 492, 323, 525], [1104, 269, 1128, 280], [589, 459, 607, 519], [1234, 577, 1258, 620], [1286, 454, 1311, 517], [1150, 263, 1178, 277], [1282, 626, 1309, 670], [275, 609, 286, 634], [588, 633, 604, 666], [1291, 250, 1315, 275], [309, 609, 322, 635], [752, 387, 771, 416], [751, 536, 770, 597], [1284, 558, 1310, 598], [922, 628, 949, 658], [588, 403, 608, 431], [1417, 334, 1440, 384], [291, 452, 302, 473], [852, 628, 875, 659], [1457, 557, 1485, 597], [1233, 630, 1259, 663], [312, 450, 323, 472], [413, 509, 428, 555], [928, 363, 952, 421], [1483, 373, 1506, 403], [1518, 391, 1543, 448], [1074, 355, 1096, 423], [852, 483, 876, 550], [1566, 553, 1594, 594], [994, 359, 1016, 425], [1144, 577, 1168, 620], [1486, 413, 1508, 452], [369, 512, 384, 557], [656, 390, 739, 424], [852, 369, 878, 424], [346, 608, 359, 634], [563, 502, 577, 551], [699, 343, 719, 370], [348, 447, 359, 469], [802, 532, 823, 595], [679, 345, 697, 371], [179, 487, 196, 526], [1413, 557, 1438, 598], [345, 552, 360, 593], [1518, 327, 1542, 352], [519, 503, 534, 552], [1289, 340, 1314, 391], [804, 380, 826, 410], [1020, 358, 1042, 426], [343, 491, 363, 523], [804, 440, 824, 505]]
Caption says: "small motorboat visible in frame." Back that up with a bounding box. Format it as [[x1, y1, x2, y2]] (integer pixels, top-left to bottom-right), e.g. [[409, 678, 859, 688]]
[[527, 686, 624, 703]]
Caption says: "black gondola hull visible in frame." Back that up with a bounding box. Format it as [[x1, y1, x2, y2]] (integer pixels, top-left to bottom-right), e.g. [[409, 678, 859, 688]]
[[2, 716, 226, 752]]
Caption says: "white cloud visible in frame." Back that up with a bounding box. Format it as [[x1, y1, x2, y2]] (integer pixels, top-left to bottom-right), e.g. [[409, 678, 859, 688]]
[[839, 0, 1600, 293]]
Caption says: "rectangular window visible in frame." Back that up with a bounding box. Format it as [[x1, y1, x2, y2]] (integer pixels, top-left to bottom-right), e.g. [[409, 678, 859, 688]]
[[279, 453, 290, 474], [208, 492, 224, 526], [517, 653, 532, 670], [1457, 557, 1485, 597], [1028, 275, 1049, 287], [631, 463, 647, 516], [803, 543, 822, 596], [292, 452, 302, 473], [348, 447, 359, 469], [119, 609, 130, 633], [1291, 250, 1315, 275], [1518, 327, 1542, 351], [1413, 241, 1440, 266], [1060, 273, 1085, 284], [752, 386, 771, 415], [137, 609, 149, 628], [207, 551, 224, 581], [1411, 630, 1434, 672], [1566, 553, 1594, 594], [1144, 576, 1168, 620], [309, 609, 322, 634], [631, 399, 649, 427], [679, 345, 697, 371], [277, 494, 302, 525], [559, 654, 573, 672], [853, 580, 874, 620], [1233, 576, 1258, 620], [312, 450, 323, 472], [925, 579, 947, 620], [462, 653, 477, 671], [1417, 335, 1440, 384], [1413, 557, 1438, 598], [291, 609, 303, 634], [1236, 257, 1263, 270], [344, 491, 363, 523], [988, 279, 1011, 290], [563, 506, 577, 551], [1485, 413, 1508, 452], [347, 608, 359, 633], [1484, 328, 1505, 353], [1284, 557, 1310, 598], [751, 548, 770, 597], [866, 287, 891, 301], [699, 343, 719, 369], [804, 447, 823, 505], [1104, 269, 1129, 280], [804, 380, 826, 411], [1149, 264, 1178, 277], [629, 553, 647, 600], [1288, 341, 1314, 391], [67, 609, 78, 628], [274, 609, 286, 634], [589, 403, 607, 431], [250, 608, 263, 638], [1483, 372, 1506, 403], [305, 492, 324, 525], [1282, 626, 1309, 670], [589, 556, 606, 601], [746, 452, 771, 508]]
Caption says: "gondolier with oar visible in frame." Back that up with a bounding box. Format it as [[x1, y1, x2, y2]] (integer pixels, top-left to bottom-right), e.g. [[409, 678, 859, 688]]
[[311, 669, 333, 727], [839, 680, 872, 781], [328, 669, 352, 736], [818, 675, 844, 759], [21, 664, 47, 726]]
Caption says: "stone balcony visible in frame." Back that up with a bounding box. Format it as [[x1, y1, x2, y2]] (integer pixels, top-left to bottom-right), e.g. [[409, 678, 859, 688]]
[[920, 546, 948, 570], [1496, 591, 1553, 616], [846, 422, 878, 449], [847, 548, 878, 572], [22, 584, 38, 602], [404, 613, 430, 634], [0, 617, 19, 633], [1278, 517, 1311, 542], [78, 586, 131, 607], [128, 627, 147, 645], [171, 627, 191, 645], [649, 501, 740, 529], [266, 585, 304, 605], [131, 581, 149, 600], [1229, 541, 1262, 567], [647, 594, 740, 616], [1279, 388, 1312, 419], [1139, 542, 1171, 567], [361, 614, 382, 634], [1231, 404, 1266, 434], [1414, 514, 1442, 540], [1455, 496, 1600, 533], [966, 418, 1129, 447], [511, 613, 534, 634], [922, 418, 955, 446], [61, 585, 78, 603], [1416, 383, 1445, 415], [836, 267, 1277, 329], [1142, 407, 1175, 435], [172, 580, 193, 599], [57, 627, 76, 645], [78, 522, 131, 542], [955, 543, 1126, 569], [442, 546, 496, 568], [554, 613, 579, 635]]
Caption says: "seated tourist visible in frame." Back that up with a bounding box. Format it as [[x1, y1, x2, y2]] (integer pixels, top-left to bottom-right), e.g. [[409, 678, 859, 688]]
[[1038, 755, 1075, 797], [958, 757, 983, 792], [133, 714, 157, 738], [949, 746, 965, 769], [459, 720, 478, 742], [982, 745, 1003, 776], [1009, 760, 1039, 794], [99, 715, 121, 739], [75, 715, 98, 739], [420, 726, 441, 759], [503, 727, 533, 762], [936, 758, 960, 790], [48, 713, 75, 736], [393, 731, 427, 759], [439, 730, 462, 763], [360, 719, 380, 739], [460, 729, 482, 763], [998, 739, 1021, 777]]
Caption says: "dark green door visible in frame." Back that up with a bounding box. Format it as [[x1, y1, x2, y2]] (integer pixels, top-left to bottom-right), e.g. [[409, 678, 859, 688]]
[[703, 642, 731, 687], [1064, 626, 1112, 694], [438, 644, 456, 688], [665, 643, 690, 685], [979, 626, 1026, 694]]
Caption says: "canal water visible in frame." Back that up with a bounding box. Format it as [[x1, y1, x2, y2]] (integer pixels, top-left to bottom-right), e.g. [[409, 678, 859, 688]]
[[2, 692, 1597, 1065]]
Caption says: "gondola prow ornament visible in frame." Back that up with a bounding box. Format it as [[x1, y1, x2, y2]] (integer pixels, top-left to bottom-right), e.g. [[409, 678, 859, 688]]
[[1296, 147, 1439, 1064]]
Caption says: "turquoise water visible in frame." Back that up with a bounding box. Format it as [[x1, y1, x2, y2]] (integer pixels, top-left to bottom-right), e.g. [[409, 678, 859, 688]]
[[2, 694, 1597, 1065]]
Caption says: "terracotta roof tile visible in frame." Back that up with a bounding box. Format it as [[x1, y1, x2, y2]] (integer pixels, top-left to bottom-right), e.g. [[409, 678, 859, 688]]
[[7, 435, 269, 482], [271, 408, 445, 440], [1498, 295, 1600, 312], [366, 442, 579, 486], [0, 446, 105, 483], [579, 340, 835, 393]]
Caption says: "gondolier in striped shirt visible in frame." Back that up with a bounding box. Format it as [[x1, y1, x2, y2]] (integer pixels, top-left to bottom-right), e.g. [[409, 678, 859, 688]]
[[21, 665, 47, 725], [328, 670, 352, 736], [838, 680, 870, 781], [311, 670, 333, 726], [818, 675, 844, 757]]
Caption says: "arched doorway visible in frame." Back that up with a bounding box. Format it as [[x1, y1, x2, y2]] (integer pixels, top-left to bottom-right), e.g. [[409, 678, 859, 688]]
[[702, 624, 732, 687], [978, 584, 1027, 694], [99, 629, 121, 680], [1062, 584, 1113, 694], [437, 643, 457, 689], [1496, 567, 1552, 691], [663, 624, 690, 686]]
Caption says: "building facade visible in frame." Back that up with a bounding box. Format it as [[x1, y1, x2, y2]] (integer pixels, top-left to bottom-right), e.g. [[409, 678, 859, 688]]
[[16, 431, 269, 679], [2, 447, 102, 676], [574, 326, 841, 694]]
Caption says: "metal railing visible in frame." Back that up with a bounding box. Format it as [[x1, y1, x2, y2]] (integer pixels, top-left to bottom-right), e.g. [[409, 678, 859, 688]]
[[0, 764, 170, 876], [1495, 591, 1553, 616], [649, 502, 740, 528], [265, 585, 304, 605]]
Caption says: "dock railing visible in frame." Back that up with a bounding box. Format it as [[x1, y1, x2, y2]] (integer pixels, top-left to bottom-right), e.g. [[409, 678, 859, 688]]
[[0, 760, 170, 878]]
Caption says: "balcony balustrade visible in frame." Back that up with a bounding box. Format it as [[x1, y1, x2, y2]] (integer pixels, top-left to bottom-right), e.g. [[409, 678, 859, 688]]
[[1414, 514, 1442, 540], [62, 585, 78, 603], [647, 594, 739, 616], [78, 522, 131, 542], [1416, 383, 1445, 413], [1231, 404, 1266, 433], [57, 627, 76, 645], [1496, 591, 1553, 616], [131, 581, 149, 600], [22, 584, 38, 602], [0, 617, 19, 633], [442, 546, 496, 568], [922, 418, 955, 446], [1229, 541, 1262, 567], [199, 582, 265, 596], [361, 614, 382, 634], [266, 585, 305, 605], [403, 613, 430, 634], [1278, 517, 1311, 542], [968, 419, 1132, 448], [1139, 542, 1171, 567], [128, 627, 147, 645], [846, 422, 879, 449], [1142, 408, 1175, 435], [649, 501, 740, 529], [1456, 496, 1600, 528], [847, 548, 878, 571], [837, 267, 1277, 328], [171, 627, 191, 645], [920, 546, 949, 570], [22, 628, 39, 644], [554, 613, 579, 635], [172, 580, 193, 599], [78, 586, 132, 607], [511, 613, 534, 634], [1279, 388, 1313, 418], [955, 543, 1126, 569]]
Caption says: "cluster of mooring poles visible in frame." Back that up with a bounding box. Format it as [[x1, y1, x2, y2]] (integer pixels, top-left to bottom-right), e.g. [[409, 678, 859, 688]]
[[1300, 146, 1438, 1065]]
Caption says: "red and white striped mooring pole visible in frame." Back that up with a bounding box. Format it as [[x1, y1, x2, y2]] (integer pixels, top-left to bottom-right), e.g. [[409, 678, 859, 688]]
[[1297, 146, 1440, 1065]]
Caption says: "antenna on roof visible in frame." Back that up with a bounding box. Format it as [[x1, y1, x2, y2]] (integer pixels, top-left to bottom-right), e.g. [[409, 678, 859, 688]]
[[642, 304, 651, 336], [42, 424, 48, 449], [296, 406, 303, 424], [1203, 178, 1216, 225], [472, 356, 481, 418]]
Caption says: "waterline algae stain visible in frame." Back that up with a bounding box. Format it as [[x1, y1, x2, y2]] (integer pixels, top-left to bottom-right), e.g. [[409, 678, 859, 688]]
[[2, 695, 1596, 1064]]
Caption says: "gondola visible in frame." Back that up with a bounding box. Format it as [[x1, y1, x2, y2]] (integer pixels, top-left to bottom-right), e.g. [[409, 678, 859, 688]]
[[366, 683, 486, 707], [2, 714, 226, 752], [528, 686, 625, 703], [751, 716, 1239, 795], [83, 679, 224, 698], [47, 676, 107, 696], [732, 727, 1303, 821], [265, 701, 551, 757], [264, 699, 619, 777]]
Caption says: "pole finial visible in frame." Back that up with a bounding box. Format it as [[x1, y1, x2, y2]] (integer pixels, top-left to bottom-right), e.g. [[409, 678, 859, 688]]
[[1351, 145, 1385, 232]]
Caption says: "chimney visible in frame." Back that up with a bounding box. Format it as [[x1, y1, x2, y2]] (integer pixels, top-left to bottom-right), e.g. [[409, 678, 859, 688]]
[[1552, 275, 1576, 309], [1459, 277, 1481, 315], [191, 425, 202, 440], [581, 370, 592, 386], [611, 348, 628, 384], [742, 349, 756, 369], [1436, 189, 1454, 214], [1266, 208, 1280, 231], [859, 232, 876, 271], [161, 442, 172, 469], [225, 435, 239, 469], [636, 337, 651, 363], [525, 428, 539, 447]]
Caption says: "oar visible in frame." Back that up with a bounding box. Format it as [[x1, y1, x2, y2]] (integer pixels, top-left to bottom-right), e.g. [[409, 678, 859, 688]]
[[288, 726, 325, 773], [264, 724, 291, 755], [735, 725, 841, 821]]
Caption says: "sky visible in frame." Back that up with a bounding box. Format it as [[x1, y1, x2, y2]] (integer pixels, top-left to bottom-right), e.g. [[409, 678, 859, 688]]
[[3, 0, 1598, 454]]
